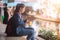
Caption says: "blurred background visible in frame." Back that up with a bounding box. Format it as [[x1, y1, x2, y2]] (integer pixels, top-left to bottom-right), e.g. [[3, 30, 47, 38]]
[[0, 0, 60, 40]]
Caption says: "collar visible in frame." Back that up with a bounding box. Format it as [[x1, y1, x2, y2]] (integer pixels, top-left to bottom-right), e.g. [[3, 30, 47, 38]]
[[18, 13, 22, 18]]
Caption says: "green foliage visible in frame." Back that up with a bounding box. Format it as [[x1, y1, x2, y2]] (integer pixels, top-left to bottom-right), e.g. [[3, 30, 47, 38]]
[[39, 30, 58, 40]]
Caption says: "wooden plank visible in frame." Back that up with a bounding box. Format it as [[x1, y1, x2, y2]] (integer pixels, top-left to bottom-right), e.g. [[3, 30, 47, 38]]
[[8, 0, 14, 3], [28, 14, 60, 23]]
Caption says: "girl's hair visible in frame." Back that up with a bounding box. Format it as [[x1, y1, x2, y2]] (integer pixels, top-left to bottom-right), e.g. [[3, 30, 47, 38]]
[[14, 3, 25, 14]]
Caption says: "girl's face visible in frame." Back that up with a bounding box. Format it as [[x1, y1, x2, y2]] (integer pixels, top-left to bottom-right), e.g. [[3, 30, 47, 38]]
[[19, 7, 25, 14]]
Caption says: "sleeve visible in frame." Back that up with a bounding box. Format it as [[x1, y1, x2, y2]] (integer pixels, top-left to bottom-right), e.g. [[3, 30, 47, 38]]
[[15, 16, 25, 28]]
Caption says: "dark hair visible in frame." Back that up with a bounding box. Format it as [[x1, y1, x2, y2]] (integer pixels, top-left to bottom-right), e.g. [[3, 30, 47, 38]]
[[3, 3, 7, 6], [14, 3, 25, 14]]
